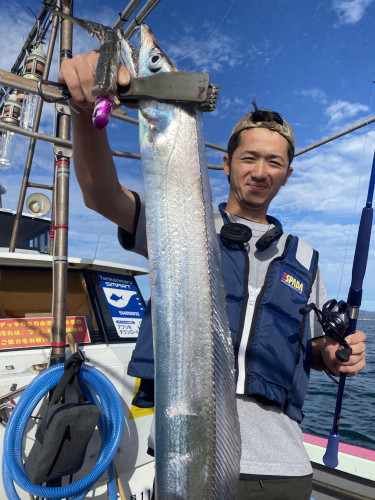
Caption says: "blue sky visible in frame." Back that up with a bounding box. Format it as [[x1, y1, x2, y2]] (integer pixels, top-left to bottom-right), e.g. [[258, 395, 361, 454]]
[[1, 0, 375, 310]]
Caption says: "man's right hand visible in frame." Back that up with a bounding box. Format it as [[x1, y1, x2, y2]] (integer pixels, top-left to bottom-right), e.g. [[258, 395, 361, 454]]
[[58, 50, 131, 112]]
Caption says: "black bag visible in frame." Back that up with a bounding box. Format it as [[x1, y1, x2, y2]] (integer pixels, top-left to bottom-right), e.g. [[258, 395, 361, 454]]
[[24, 352, 101, 485]]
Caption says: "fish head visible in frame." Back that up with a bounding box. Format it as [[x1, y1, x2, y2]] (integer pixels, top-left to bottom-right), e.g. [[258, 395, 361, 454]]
[[136, 24, 180, 134], [138, 24, 177, 78]]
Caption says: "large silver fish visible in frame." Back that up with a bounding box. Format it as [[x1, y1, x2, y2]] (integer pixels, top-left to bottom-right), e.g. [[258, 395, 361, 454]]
[[122, 25, 241, 499]]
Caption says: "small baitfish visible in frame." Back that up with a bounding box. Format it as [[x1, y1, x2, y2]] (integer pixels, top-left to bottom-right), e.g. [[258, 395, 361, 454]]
[[121, 25, 241, 499]]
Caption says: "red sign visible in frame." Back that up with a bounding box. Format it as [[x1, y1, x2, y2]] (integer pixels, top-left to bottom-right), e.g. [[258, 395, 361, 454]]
[[0, 316, 90, 349]]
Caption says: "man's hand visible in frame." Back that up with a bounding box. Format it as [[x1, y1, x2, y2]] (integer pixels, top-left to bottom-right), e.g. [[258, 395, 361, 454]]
[[316, 330, 367, 377], [58, 50, 130, 111]]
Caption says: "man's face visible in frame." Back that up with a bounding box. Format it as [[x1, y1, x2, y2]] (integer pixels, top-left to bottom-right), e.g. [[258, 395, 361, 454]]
[[223, 127, 293, 217]]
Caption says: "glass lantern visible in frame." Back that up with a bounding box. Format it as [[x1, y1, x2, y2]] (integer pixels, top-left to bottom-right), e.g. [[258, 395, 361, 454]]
[[0, 93, 22, 169]]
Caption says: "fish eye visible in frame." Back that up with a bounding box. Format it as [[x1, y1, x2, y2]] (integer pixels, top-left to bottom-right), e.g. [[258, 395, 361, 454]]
[[148, 50, 165, 71]]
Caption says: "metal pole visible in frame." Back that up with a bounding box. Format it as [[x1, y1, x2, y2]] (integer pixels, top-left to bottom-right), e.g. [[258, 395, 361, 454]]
[[294, 116, 375, 157], [113, 0, 143, 29], [122, 0, 161, 38], [8, 12, 60, 252], [50, 0, 73, 364], [0, 121, 140, 159]]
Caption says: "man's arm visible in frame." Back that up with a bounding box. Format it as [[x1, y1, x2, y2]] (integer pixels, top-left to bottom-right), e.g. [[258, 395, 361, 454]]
[[311, 330, 367, 376], [58, 50, 136, 233]]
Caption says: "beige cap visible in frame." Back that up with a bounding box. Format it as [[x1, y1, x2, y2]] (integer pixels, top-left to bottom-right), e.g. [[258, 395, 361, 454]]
[[230, 111, 295, 152]]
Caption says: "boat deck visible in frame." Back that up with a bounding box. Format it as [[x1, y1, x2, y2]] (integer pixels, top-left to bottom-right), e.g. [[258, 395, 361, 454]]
[[304, 433, 375, 500]]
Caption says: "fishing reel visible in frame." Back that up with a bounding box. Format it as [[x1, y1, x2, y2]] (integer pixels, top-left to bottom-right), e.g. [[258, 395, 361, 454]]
[[300, 299, 352, 362]]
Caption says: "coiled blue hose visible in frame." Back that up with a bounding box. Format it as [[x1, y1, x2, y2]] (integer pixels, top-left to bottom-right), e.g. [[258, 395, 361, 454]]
[[2, 363, 124, 499]]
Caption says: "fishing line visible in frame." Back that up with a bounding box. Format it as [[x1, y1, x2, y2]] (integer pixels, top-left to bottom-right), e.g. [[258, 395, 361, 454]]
[[336, 84, 375, 300], [93, 218, 105, 260], [174, 0, 237, 64]]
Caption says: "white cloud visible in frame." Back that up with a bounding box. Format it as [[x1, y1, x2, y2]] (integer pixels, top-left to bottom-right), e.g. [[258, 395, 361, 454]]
[[0, 5, 35, 71], [159, 22, 278, 75], [245, 39, 283, 66], [332, 0, 374, 24], [324, 100, 370, 123], [219, 96, 247, 111], [271, 129, 375, 216], [211, 95, 249, 121], [164, 32, 245, 74], [281, 217, 375, 305], [269, 127, 375, 309], [295, 88, 328, 105]]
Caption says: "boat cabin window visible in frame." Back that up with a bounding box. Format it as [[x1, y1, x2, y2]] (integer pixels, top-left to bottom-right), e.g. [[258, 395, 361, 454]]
[[0, 267, 146, 350], [0, 267, 98, 350]]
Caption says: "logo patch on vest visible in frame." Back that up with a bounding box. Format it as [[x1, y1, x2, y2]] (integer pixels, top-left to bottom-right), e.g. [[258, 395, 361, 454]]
[[280, 269, 306, 295]]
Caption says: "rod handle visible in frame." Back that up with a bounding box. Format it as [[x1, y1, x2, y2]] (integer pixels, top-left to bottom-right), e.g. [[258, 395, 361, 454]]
[[323, 432, 340, 468]]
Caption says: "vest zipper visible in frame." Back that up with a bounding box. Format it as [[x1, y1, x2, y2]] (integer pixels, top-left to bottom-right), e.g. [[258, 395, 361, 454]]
[[234, 246, 250, 391], [243, 235, 293, 393]]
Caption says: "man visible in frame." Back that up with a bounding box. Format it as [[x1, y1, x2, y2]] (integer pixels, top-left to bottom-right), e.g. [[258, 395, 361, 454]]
[[58, 51, 367, 499]]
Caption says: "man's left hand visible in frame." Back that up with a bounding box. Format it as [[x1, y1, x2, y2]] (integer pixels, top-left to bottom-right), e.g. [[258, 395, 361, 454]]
[[321, 330, 367, 377]]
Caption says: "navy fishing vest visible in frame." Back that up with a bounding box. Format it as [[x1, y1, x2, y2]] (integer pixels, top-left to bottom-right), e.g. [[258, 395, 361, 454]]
[[127, 208, 318, 423]]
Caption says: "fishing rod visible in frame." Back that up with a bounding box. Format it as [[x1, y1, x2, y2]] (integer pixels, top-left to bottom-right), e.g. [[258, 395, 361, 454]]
[[322, 150, 375, 468]]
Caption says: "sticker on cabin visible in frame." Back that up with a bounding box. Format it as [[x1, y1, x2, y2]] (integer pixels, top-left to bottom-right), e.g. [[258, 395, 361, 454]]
[[0, 316, 90, 349], [96, 272, 145, 338]]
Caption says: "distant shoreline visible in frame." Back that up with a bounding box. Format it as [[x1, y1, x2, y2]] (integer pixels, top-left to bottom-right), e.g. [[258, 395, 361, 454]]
[[359, 311, 375, 320]]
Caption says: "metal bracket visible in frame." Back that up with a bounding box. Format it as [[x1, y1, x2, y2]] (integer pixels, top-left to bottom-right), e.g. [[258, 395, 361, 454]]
[[117, 72, 220, 112], [53, 144, 73, 158], [26, 72, 220, 112], [201, 83, 220, 112], [55, 103, 71, 116], [54, 104, 72, 157]]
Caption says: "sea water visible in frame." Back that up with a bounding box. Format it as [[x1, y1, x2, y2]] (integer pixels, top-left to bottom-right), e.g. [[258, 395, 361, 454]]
[[301, 319, 375, 451]]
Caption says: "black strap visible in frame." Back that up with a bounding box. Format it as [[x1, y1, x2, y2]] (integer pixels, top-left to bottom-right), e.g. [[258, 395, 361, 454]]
[[48, 351, 86, 407], [36, 351, 87, 443]]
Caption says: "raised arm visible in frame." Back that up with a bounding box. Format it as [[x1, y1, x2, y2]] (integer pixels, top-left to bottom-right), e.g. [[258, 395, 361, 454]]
[[58, 50, 136, 233]]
